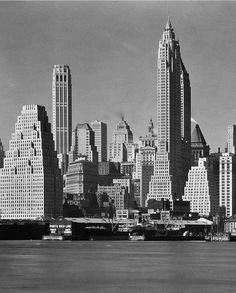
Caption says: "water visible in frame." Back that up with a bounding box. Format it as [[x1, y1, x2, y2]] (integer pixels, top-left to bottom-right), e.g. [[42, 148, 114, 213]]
[[0, 241, 236, 293]]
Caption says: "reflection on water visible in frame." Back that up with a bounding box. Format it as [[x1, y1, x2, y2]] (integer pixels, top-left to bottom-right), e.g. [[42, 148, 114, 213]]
[[0, 241, 236, 293]]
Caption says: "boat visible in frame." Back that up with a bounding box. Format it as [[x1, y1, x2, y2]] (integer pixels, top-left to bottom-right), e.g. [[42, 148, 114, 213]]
[[129, 232, 145, 241], [0, 220, 49, 240], [42, 217, 72, 240], [205, 233, 230, 242], [42, 235, 64, 241], [129, 223, 205, 241]]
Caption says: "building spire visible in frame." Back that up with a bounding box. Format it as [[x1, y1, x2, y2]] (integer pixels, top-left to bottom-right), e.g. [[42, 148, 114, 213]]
[[165, 16, 172, 30], [148, 118, 154, 136]]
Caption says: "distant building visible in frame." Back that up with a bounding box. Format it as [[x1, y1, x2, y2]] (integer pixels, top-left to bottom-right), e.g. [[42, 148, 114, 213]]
[[138, 119, 157, 148], [97, 177, 135, 210], [0, 105, 63, 219], [97, 185, 129, 210], [52, 65, 72, 174], [64, 156, 98, 195], [0, 139, 4, 168], [134, 146, 156, 207], [91, 120, 107, 162], [109, 118, 134, 162], [120, 161, 134, 176], [227, 125, 236, 154], [113, 177, 133, 194], [183, 158, 219, 216], [219, 153, 236, 217], [132, 178, 141, 208], [225, 216, 236, 233], [98, 161, 120, 176], [69, 123, 98, 164], [134, 119, 157, 207], [172, 200, 190, 218], [191, 124, 210, 165]]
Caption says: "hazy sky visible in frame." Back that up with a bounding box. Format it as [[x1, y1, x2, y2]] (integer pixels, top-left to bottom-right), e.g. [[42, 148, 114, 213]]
[[0, 1, 236, 152]]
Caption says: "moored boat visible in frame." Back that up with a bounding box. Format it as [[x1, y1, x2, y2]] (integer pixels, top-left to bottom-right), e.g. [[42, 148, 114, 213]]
[[129, 232, 145, 241]]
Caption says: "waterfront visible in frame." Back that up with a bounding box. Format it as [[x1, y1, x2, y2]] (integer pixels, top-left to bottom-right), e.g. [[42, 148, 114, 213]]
[[0, 241, 236, 293]]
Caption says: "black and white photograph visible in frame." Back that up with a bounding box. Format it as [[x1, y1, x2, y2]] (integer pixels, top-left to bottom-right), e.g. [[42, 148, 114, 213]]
[[0, 1, 236, 292]]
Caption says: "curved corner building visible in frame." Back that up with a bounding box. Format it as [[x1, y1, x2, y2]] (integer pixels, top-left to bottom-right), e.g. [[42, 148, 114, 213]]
[[0, 105, 63, 219]]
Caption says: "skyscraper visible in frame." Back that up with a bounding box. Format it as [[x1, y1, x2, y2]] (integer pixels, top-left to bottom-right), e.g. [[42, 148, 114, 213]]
[[191, 124, 210, 165], [220, 153, 236, 217], [69, 123, 98, 163], [227, 125, 236, 154], [147, 19, 191, 203], [0, 139, 4, 168], [133, 119, 157, 207], [52, 65, 72, 172], [183, 158, 219, 216], [109, 118, 134, 162], [91, 120, 107, 162], [0, 105, 63, 219]]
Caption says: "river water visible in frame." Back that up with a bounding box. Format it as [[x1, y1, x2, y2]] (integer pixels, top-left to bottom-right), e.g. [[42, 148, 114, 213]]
[[0, 240, 236, 293]]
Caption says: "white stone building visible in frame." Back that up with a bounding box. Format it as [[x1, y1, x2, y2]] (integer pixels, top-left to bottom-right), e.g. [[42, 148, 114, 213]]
[[183, 158, 218, 216], [219, 153, 236, 217], [0, 105, 63, 219]]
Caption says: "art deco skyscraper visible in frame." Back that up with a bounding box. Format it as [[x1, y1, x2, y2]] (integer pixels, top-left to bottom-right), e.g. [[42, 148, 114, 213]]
[[52, 65, 72, 156], [0, 105, 63, 219], [147, 19, 191, 203]]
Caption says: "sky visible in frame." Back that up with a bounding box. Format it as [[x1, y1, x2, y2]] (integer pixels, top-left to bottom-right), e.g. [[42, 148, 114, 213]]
[[0, 1, 236, 153]]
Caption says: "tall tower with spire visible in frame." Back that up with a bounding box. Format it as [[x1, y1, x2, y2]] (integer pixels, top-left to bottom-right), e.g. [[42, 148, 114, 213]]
[[147, 19, 191, 204]]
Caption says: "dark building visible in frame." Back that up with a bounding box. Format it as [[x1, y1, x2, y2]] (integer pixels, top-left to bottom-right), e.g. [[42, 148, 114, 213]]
[[191, 124, 210, 165], [98, 161, 120, 176]]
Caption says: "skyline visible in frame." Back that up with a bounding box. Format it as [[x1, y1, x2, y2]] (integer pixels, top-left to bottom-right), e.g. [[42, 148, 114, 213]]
[[0, 2, 236, 152]]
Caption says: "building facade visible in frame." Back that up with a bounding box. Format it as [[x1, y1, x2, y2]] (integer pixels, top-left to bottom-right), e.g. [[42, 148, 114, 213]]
[[52, 65, 72, 155], [63, 157, 98, 195], [227, 125, 236, 154], [219, 153, 236, 217], [0, 139, 4, 168], [97, 185, 129, 210], [183, 158, 219, 216], [91, 120, 107, 162], [133, 119, 157, 207], [109, 118, 134, 163], [52, 65, 72, 174], [133, 146, 156, 207], [191, 124, 210, 165], [147, 19, 191, 203], [69, 123, 98, 164], [0, 105, 63, 219], [97, 177, 135, 210]]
